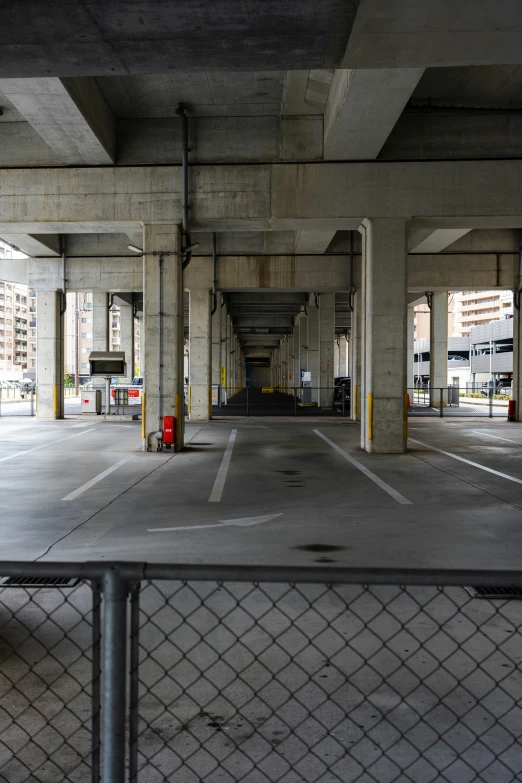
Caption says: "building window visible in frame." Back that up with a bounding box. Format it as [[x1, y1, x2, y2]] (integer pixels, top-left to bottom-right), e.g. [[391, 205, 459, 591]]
[[81, 317, 92, 323], [81, 362, 88, 369]]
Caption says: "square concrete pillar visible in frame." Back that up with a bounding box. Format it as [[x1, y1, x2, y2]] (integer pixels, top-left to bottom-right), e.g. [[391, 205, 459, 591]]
[[319, 292, 335, 407], [143, 224, 183, 451], [362, 218, 407, 453], [350, 289, 362, 422], [36, 290, 64, 419], [220, 304, 228, 396], [407, 306, 415, 390], [430, 291, 448, 406], [211, 305, 221, 386], [189, 289, 212, 421], [334, 339, 340, 377], [119, 302, 135, 384], [292, 320, 300, 389], [513, 305, 522, 421], [299, 313, 308, 379], [92, 292, 109, 410], [226, 316, 233, 395], [307, 299, 319, 403]]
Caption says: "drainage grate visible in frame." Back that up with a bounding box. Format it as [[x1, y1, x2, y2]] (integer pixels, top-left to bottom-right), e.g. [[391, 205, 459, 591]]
[[0, 576, 79, 588], [465, 585, 522, 600]]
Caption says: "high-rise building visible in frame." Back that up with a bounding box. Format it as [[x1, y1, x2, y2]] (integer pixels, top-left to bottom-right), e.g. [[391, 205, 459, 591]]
[[0, 241, 34, 381], [452, 290, 514, 336]]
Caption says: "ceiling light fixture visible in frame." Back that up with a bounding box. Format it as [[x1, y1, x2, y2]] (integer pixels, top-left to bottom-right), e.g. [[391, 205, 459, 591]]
[[128, 244, 143, 254]]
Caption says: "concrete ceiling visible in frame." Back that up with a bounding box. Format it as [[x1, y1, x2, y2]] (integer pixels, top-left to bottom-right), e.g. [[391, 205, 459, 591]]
[[412, 66, 522, 109], [0, 0, 359, 77]]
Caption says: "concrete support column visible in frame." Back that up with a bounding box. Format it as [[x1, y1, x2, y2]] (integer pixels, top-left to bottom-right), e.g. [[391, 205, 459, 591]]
[[226, 317, 233, 395], [307, 299, 319, 402], [362, 218, 407, 453], [407, 306, 415, 390], [430, 292, 448, 406], [319, 292, 335, 406], [340, 336, 349, 376], [143, 224, 183, 451], [120, 302, 135, 384], [36, 290, 64, 419], [92, 292, 109, 409], [292, 320, 300, 389], [220, 305, 228, 397], [514, 304, 522, 421], [350, 290, 362, 422], [189, 289, 212, 421], [334, 339, 340, 377], [211, 305, 221, 386]]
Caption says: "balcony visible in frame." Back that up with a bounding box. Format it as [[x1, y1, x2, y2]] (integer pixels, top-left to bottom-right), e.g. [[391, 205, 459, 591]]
[[29, 320, 36, 328], [29, 306, 36, 313]]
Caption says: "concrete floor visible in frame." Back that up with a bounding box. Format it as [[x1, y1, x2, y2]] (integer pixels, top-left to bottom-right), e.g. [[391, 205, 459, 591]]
[[1, 415, 522, 568]]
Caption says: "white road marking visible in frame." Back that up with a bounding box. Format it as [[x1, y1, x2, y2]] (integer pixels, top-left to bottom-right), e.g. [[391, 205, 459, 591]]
[[472, 431, 522, 447], [314, 430, 412, 505], [71, 423, 92, 428], [149, 513, 282, 533], [61, 457, 132, 501], [0, 429, 96, 463], [409, 438, 522, 486], [209, 429, 237, 502]]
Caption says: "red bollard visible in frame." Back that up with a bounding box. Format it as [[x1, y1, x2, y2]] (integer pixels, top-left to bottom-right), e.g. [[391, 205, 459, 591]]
[[508, 400, 516, 421], [407, 394, 411, 407]]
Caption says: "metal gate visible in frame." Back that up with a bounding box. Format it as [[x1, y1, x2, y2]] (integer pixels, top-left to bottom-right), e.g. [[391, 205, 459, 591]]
[[408, 387, 508, 418], [0, 385, 36, 416]]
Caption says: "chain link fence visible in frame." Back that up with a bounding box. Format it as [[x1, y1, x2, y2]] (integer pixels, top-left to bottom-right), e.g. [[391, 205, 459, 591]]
[[209, 386, 351, 417], [1, 563, 522, 782]]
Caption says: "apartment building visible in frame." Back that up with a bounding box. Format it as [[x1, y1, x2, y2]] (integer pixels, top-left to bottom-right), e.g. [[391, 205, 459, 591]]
[[0, 241, 34, 381], [453, 290, 514, 336], [64, 293, 140, 380]]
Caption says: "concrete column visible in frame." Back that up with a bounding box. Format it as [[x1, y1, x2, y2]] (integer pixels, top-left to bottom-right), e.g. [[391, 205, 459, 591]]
[[407, 306, 415, 391], [299, 313, 308, 379], [292, 320, 300, 389], [351, 289, 362, 422], [362, 218, 407, 453], [307, 299, 319, 402], [514, 305, 522, 421], [220, 305, 228, 397], [211, 305, 221, 386], [143, 224, 183, 451], [36, 290, 64, 419], [120, 302, 135, 384], [430, 292, 448, 406], [334, 339, 340, 377], [226, 317, 233, 394], [189, 289, 212, 421], [319, 292, 335, 406], [340, 336, 349, 376], [92, 292, 109, 409]]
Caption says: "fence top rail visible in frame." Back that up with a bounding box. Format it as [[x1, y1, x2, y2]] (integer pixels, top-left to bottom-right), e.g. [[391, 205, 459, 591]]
[[0, 561, 522, 587]]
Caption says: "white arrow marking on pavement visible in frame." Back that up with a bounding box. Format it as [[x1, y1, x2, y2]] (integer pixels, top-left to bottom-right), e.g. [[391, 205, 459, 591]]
[[148, 513, 283, 533]]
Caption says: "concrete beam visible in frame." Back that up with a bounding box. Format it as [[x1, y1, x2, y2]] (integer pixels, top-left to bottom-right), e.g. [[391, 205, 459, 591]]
[[2, 162, 522, 234], [409, 229, 473, 254], [0, 258, 27, 285], [408, 253, 517, 291], [28, 256, 142, 293], [324, 68, 424, 160], [294, 231, 336, 254], [0, 234, 60, 257], [0, 78, 115, 164], [344, 0, 522, 69]]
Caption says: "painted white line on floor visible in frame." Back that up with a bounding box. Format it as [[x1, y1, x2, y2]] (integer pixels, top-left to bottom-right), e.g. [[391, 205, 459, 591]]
[[209, 429, 237, 502], [314, 430, 412, 505], [472, 431, 522, 447], [61, 456, 132, 501], [149, 513, 282, 533], [71, 422, 92, 428], [0, 429, 96, 463], [409, 438, 522, 486]]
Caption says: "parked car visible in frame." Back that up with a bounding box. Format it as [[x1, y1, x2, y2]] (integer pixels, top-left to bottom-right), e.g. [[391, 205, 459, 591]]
[[333, 377, 351, 407]]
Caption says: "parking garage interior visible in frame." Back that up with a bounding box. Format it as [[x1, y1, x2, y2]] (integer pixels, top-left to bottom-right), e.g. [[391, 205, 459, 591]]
[[1, 3, 522, 781]]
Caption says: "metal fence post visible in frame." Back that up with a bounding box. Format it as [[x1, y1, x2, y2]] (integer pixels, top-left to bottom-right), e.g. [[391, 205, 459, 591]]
[[489, 387, 494, 418], [91, 581, 102, 783], [102, 568, 128, 783], [294, 388, 298, 417], [440, 388, 443, 418], [246, 386, 249, 417], [129, 583, 140, 783]]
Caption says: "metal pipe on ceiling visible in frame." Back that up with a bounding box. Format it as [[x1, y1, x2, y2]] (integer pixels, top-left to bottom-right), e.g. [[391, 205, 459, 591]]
[[176, 103, 194, 271]]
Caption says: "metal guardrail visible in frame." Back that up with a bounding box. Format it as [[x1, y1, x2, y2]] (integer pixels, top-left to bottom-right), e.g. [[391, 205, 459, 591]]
[[408, 387, 508, 417], [1, 561, 522, 782]]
